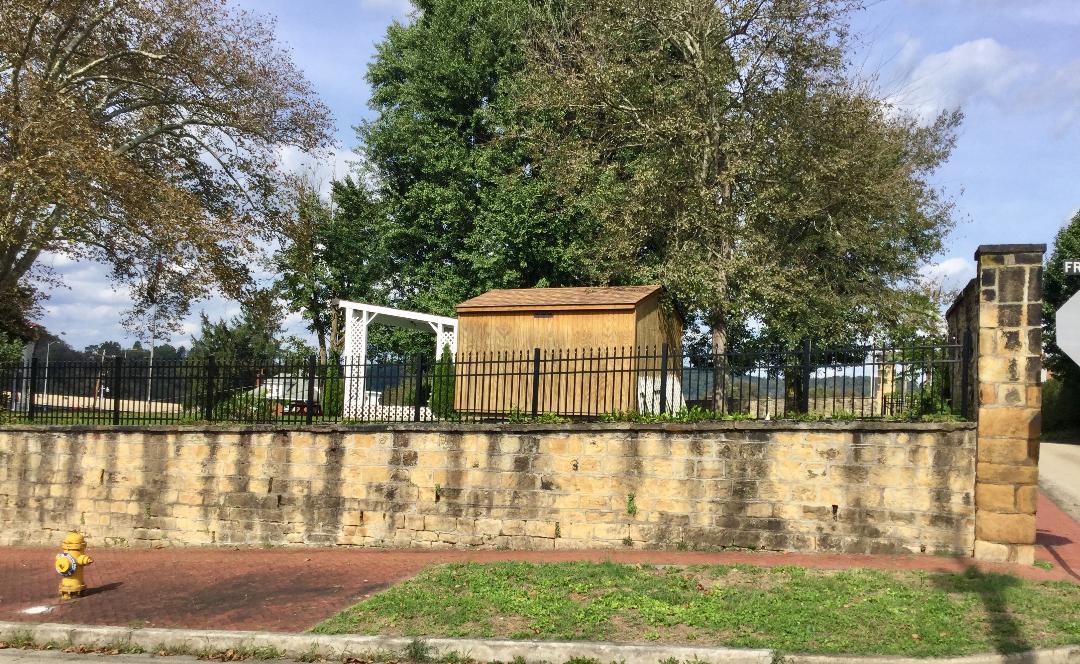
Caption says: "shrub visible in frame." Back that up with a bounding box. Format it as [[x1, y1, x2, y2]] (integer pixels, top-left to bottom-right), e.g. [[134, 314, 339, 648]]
[[0, 337, 24, 364], [322, 357, 344, 418], [429, 345, 455, 419], [212, 389, 276, 422]]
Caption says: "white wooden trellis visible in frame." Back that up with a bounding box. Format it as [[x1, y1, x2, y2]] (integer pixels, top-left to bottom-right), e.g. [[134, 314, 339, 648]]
[[336, 300, 457, 418]]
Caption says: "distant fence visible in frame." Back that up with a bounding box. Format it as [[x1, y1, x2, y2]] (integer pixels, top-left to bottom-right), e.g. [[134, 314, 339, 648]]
[[0, 341, 969, 425]]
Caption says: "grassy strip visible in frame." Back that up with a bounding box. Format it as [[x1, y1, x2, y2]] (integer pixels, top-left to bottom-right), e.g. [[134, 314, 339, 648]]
[[313, 562, 1080, 657]]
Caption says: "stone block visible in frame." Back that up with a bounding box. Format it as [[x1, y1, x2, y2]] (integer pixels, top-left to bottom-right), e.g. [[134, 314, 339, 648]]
[[979, 357, 1020, 385], [1015, 485, 1038, 514], [977, 437, 1035, 465], [977, 462, 1038, 484], [424, 514, 458, 533], [592, 523, 629, 541], [975, 511, 1036, 544], [996, 267, 1027, 303], [742, 502, 774, 518], [499, 519, 526, 536], [525, 521, 556, 538], [977, 408, 1040, 440], [974, 482, 1015, 512]]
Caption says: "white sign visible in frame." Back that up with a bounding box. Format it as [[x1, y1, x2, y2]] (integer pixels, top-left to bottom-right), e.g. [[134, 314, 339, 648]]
[[1067, 260, 1080, 276], [1059, 292, 1080, 366]]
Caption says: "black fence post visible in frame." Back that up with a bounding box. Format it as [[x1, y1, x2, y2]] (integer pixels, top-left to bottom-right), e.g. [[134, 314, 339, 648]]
[[413, 355, 425, 422], [530, 347, 541, 418], [306, 354, 317, 425], [798, 338, 812, 414], [659, 343, 669, 415], [112, 355, 123, 425], [960, 331, 973, 420], [28, 357, 38, 422], [204, 356, 216, 422]]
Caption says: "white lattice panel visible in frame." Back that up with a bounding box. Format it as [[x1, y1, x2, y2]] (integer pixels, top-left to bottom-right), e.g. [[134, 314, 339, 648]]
[[439, 330, 457, 356]]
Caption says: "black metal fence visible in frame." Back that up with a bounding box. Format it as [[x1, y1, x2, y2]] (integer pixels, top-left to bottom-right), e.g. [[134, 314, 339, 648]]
[[0, 341, 970, 425]]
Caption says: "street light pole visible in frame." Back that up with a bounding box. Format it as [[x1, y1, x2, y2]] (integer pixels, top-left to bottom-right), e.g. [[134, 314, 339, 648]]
[[146, 335, 155, 403]]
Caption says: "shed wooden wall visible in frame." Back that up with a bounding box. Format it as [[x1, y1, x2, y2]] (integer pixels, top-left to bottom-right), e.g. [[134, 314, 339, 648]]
[[452, 292, 683, 416], [634, 293, 683, 353], [456, 309, 636, 354], [454, 309, 638, 415]]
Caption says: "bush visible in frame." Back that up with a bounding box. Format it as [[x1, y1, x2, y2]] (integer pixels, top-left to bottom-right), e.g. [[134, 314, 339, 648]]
[[212, 389, 276, 422], [429, 345, 455, 419], [322, 358, 343, 418]]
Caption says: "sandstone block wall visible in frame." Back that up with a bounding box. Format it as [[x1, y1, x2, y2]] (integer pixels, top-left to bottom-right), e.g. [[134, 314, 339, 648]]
[[0, 422, 975, 554]]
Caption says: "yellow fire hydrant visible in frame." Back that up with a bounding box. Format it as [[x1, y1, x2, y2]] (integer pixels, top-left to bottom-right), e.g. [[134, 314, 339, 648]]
[[55, 532, 93, 599]]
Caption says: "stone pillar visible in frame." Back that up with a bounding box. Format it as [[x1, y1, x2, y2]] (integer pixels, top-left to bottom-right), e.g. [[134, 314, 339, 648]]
[[971, 244, 1045, 564]]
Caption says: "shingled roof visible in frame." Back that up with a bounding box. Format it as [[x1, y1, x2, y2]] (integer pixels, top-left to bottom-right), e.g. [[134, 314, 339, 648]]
[[457, 285, 663, 312]]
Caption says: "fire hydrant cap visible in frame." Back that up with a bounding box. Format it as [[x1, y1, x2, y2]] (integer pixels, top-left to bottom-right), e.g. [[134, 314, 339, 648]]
[[62, 532, 86, 550], [55, 554, 74, 575]]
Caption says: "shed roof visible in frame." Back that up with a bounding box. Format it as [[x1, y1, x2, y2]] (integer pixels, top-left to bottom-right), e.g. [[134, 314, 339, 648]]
[[457, 285, 663, 313]]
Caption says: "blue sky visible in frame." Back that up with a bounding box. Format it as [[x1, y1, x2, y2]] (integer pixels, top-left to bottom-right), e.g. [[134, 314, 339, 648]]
[[40, 0, 1080, 349]]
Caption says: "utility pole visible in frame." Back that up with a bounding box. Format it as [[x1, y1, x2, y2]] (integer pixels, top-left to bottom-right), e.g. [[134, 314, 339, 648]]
[[43, 337, 62, 403]]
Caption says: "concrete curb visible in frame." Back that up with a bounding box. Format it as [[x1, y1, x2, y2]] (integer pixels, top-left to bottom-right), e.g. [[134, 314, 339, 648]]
[[0, 622, 772, 664], [1, 622, 1077, 664]]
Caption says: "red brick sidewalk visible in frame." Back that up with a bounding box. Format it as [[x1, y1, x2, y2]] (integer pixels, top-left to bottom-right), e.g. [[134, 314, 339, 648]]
[[1, 495, 1077, 633], [1037, 491, 1080, 581]]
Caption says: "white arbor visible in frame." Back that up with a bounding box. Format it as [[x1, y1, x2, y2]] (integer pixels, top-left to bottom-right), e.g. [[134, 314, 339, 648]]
[[336, 300, 457, 418]]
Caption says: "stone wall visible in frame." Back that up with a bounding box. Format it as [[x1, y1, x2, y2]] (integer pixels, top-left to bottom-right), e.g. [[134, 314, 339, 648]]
[[0, 421, 975, 554]]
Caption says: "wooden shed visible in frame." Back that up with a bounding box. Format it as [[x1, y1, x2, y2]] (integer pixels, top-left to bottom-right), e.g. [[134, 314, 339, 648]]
[[452, 286, 684, 416]]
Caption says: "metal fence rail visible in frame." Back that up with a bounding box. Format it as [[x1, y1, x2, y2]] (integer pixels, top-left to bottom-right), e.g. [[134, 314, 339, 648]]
[[0, 340, 969, 425]]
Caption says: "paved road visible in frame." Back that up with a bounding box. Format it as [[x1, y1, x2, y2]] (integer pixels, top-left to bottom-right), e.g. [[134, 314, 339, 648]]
[[0, 652, 196, 664], [1040, 441, 1080, 522]]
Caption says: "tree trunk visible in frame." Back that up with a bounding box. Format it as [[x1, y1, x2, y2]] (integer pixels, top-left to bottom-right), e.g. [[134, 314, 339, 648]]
[[708, 309, 728, 413], [316, 325, 327, 365], [329, 306, 341, 357]]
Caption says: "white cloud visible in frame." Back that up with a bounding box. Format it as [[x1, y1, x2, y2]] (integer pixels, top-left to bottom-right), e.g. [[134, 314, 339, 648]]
[[882, 36, 1080, 131], [920, 256, 975, 293], [277, 145, 360, 198], [1028, 58, 1080, 132], [887, 38, 1036, 121]]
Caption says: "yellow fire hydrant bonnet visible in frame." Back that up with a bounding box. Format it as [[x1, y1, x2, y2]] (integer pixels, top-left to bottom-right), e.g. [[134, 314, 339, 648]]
[[55, 531, 92, 599]]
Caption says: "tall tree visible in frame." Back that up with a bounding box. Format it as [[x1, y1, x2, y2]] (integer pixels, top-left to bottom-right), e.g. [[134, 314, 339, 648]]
[[0, 0, 333, 337], [339, 0, 594, 319], [523, 0, 959, 350], [186, 290, 311, 366], [274, 179, 337, 363]]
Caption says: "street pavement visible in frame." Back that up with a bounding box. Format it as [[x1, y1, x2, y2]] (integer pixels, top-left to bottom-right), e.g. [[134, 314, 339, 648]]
[[1040, 441, 1080, 523]]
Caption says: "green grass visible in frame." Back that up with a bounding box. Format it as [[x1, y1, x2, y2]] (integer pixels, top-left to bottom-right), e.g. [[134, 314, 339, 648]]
[[312, 562, 1080, 657]]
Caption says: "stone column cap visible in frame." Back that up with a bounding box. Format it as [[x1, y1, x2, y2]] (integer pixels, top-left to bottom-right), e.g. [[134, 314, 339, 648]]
[[974, 244, 1046, 259]]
